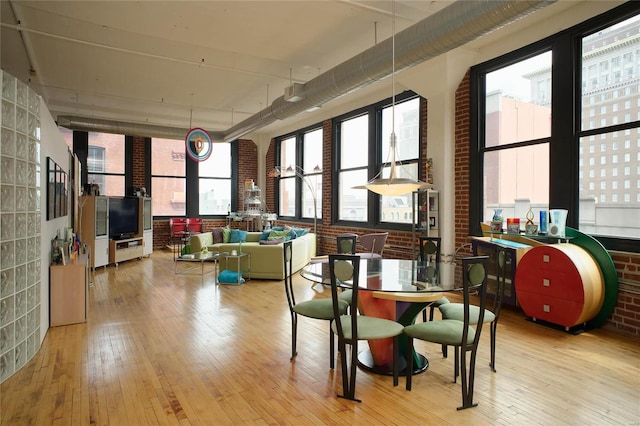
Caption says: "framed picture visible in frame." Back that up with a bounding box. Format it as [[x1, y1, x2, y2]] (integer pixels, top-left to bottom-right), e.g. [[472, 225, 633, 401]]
[[47, 157, 55, 220]]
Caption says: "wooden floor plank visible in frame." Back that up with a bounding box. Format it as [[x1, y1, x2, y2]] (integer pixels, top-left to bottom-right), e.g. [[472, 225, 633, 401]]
[[2, 250, 639, 424]]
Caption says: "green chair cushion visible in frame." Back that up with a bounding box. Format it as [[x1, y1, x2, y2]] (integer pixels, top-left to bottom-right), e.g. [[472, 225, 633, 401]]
[[332, 315, 404, 340], [293, 298, 348, 320], [404, 319, 476, 346], [432, 296, 450, 307], [439, 303, 496, 324], [338, 289, 353, 303]]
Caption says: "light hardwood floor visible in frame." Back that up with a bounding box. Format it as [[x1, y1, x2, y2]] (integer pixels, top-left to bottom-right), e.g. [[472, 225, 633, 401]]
[[2, 250, 639, 425]]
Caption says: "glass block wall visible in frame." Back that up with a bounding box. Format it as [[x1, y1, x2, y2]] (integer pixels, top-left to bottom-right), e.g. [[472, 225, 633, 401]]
[[1, 70, 42, 383]]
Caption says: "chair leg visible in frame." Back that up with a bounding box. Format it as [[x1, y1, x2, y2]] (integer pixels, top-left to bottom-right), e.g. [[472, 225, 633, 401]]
[[457, 346, 479, 410], [453, 346, 459, 383], [422, 309, 427, 322], [329, 325, 335, 369], [406, 337, 414, 390], [429, 305, 436, 321], [490, 321, 497, 372], [442, 344, 448, 358], [290, 313, 297, 361]]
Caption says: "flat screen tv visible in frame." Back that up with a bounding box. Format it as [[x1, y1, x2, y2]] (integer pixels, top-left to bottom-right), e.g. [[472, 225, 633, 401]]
[[109, 197, 139, 240]]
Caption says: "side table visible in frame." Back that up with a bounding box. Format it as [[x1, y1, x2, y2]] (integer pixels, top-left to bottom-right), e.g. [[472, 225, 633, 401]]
[[219, 252, 251, 284]]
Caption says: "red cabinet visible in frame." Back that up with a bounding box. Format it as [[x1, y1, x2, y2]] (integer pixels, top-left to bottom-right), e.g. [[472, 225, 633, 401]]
[[515, 244, 604, 329]]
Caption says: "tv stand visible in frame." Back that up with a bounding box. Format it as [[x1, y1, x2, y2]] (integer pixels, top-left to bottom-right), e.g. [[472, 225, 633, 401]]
[[109, 237, 143, 266]]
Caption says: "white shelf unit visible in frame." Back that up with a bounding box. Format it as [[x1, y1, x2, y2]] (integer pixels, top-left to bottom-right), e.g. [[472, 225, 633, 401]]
[[141, 198, 153, 256], [411, 189, 439, 259], [80, 195, 109, 269]]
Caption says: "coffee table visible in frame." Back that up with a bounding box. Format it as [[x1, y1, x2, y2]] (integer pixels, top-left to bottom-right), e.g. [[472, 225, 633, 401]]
[[175, 251, 220, 275]]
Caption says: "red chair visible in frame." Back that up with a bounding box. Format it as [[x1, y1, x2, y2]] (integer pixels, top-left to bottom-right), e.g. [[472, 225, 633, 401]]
[[187, 217, 203, 234], [169, 218, 188, 243]]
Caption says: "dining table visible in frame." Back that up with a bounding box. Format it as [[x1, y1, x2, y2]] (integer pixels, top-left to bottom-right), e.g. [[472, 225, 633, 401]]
[[300, 258, 457, 375]]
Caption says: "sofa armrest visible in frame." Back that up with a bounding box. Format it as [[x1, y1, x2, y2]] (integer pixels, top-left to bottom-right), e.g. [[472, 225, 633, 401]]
[[190, 232, 213, 252]]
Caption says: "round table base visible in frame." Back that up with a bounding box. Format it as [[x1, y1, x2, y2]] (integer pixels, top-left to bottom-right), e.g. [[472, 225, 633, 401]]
[[357, 349, 429, 376]]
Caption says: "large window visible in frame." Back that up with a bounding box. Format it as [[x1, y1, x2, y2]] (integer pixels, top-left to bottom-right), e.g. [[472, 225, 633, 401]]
[[277, 127, 323, 223], [151, 137, 186, 216], [87, 132, 125, 196], [471, 3, 640, 252], [199, 143, 232, 215], [335, 92, 422, 226]]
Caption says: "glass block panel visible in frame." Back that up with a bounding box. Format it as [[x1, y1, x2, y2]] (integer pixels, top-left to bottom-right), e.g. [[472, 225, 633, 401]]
[[14, 238, 26, 266], [15, 187, 27, 213], [16, 107, 27, 134], [14, 297, 26, 325], [2, 100, 15, 130], [1, 241, 15, 270], [1, 128, 15, 157], [1, 295, 14, 325], [26, 261, 36, 286], [15, 160, 27, 186], [1, 156, 14, 184], [15, 133, 27, 160], [2, 72, 15, 101], [28, 114, 39, 139], [0, 268, 14, 297], [26, 285, 34, 311], [27, 162, 36, 187], [1, 322, 14, 354], [1, 186, 14, 212], [14, 264, 26, 292], [1, 213, 14, 241], [15, 213, 26, 238], [28, 90, 39, 115], [14, 340, 26, 369], [1, 350, 15, 382], [15, 80, 27, 107]]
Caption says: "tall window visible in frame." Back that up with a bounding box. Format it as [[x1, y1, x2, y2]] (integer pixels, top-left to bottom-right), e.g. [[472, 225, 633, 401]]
[[579, 14, 640, 240], [199, 143, 231, 215], [277, 127, 323, 222], [335, 92, 422, 226], [87, 132, 125, 196], [471, 4, 640, 251], [480, 51, 552, 223], [151, 137, 186, 216]]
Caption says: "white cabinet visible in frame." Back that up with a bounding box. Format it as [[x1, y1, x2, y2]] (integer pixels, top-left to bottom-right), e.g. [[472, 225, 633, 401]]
[[142, 198, 153, 256], [80, 196, 109, 268]]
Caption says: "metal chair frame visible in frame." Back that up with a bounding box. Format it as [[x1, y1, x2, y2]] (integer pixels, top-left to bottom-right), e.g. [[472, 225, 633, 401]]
[[418, 236, 442, 321]]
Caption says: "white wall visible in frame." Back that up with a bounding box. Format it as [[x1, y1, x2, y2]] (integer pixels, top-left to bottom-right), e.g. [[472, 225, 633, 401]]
[[38, 98, 72, 343]]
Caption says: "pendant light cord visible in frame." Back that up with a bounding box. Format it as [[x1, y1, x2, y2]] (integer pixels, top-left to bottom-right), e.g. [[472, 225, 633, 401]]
[[389, 0, 397, 179]]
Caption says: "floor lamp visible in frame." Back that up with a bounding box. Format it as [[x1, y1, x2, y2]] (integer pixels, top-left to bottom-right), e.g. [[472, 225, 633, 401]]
[[268, 165, 320, 235]]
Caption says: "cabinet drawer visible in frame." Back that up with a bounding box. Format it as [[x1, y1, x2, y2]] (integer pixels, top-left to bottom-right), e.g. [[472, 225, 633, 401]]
[[517, 291, 584, 328]]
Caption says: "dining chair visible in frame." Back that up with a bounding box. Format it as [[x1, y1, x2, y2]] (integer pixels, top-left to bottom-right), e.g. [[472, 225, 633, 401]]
[[283, 241, 348, 369], [328, 253, 404, 402], [336, 233, 358, 254], [417, 236, 449, 322], [439, 248, 510, 374], [186, 217, 203, 234], [358, 232, 388, 258], [404, 255, 489, 410]]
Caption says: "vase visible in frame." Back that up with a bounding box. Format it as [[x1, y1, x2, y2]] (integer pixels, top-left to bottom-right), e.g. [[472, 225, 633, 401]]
[[490, 209, 504, 232], [549, 209, 568, 238]]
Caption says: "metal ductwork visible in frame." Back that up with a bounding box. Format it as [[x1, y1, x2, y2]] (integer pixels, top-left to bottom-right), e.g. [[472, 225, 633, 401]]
[[58, 0, 555, 143], [56, 115, 225, 141]]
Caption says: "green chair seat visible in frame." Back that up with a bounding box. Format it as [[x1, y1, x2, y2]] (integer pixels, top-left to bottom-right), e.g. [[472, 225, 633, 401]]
[[338, 289, 353, 303], [332, 315, 404, 341], [293, 298, 348, 319], [404, 319, 475, 346], [439, 303, 496, 324]]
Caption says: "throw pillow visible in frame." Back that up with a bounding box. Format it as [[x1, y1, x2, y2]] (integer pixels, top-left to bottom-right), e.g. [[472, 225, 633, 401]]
[[229, 229, 248, 243], [222, 227, 231, 243], [259, 238, 283, 245], [259, 229, 271, 241], [268, 229, 289, 241], [217, 269, 245, 284], [291, 227, 309, 238], [212, 227, 224, 244]]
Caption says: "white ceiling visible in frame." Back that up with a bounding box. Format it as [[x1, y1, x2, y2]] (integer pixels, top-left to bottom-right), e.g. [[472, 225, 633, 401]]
[[0, 1, 621, 141], [2, 1, 455, 136]]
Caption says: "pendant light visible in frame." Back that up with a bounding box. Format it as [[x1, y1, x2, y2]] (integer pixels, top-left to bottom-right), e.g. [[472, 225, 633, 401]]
[[355, 0, 431, 196]]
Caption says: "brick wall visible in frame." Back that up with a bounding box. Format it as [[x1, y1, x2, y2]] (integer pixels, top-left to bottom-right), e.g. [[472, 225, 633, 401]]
[[132, 136, 146, 189], [610, 252, 640, 336]]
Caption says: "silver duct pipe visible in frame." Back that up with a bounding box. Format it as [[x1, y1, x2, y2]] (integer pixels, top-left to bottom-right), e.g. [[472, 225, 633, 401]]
[[221, 0, 555, 143], [58, 0, 555, 142], [56, 115, 225, 141]]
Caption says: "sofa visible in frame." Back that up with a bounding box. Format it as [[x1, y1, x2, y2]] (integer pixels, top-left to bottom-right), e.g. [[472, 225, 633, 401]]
[[189, 228, 316, 280]]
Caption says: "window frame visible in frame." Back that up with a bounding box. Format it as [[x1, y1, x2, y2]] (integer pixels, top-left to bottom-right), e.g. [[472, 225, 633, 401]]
[[274, 123, 323, 225], [470, 2, 640, 253], [332, 90, 423, 230]]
